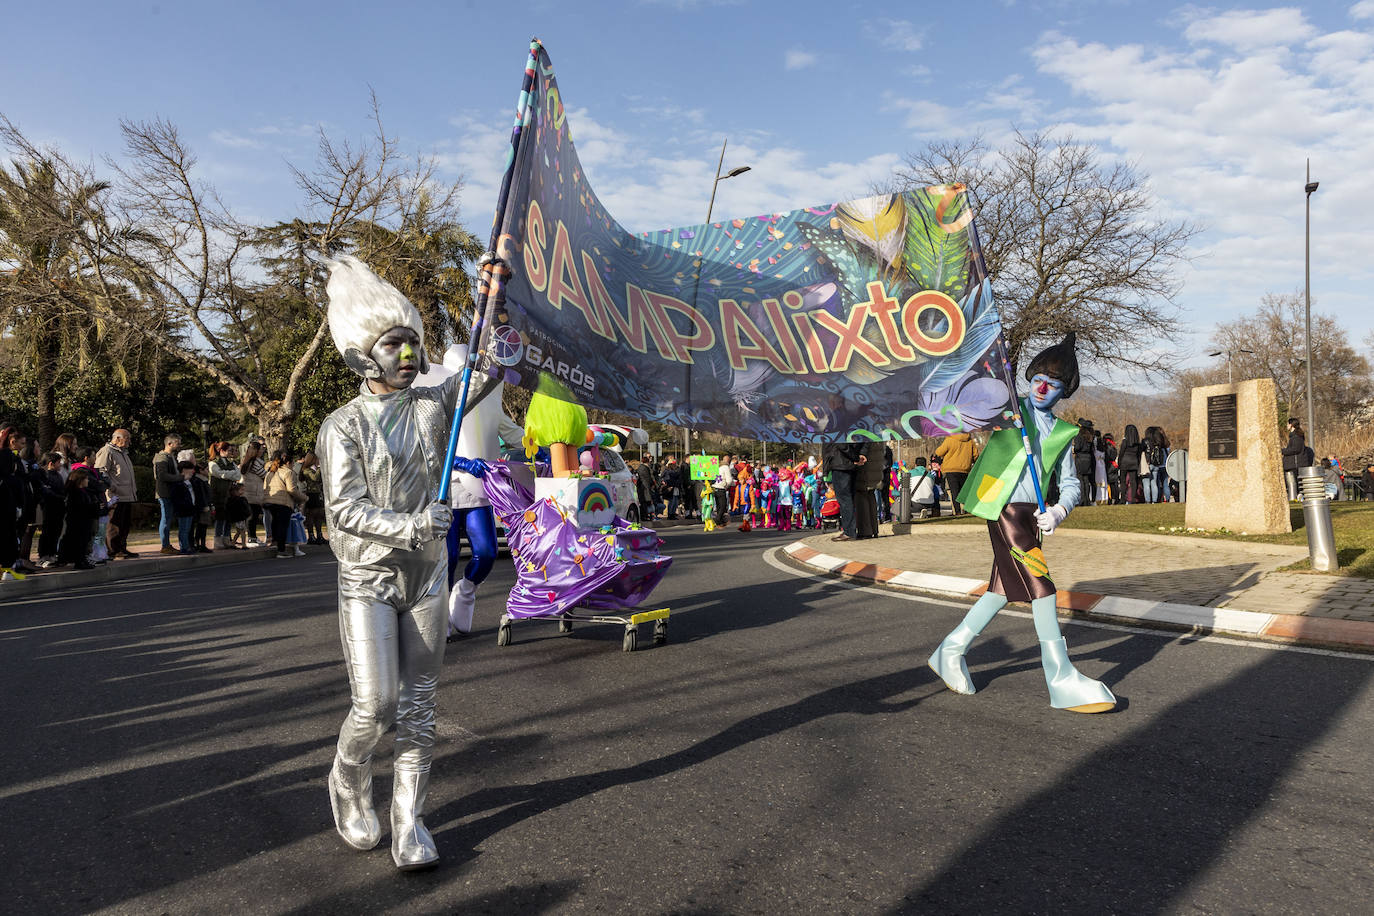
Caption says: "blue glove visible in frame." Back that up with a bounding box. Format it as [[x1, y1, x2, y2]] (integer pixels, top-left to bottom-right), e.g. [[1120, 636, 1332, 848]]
[[452, 456, 491, 478]]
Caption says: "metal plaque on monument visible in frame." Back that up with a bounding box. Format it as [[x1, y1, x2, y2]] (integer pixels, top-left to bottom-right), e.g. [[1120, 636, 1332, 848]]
[[1207, 394, 1238, 460], [1185, 379, 1291, 534]]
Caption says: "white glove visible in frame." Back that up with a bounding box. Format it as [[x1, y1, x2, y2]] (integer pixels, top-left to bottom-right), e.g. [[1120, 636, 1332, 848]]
[[1034, 504, 1068, 534], [415, 501, 452, 544]]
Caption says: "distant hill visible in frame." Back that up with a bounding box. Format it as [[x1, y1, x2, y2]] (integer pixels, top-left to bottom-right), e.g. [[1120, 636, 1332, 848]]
[[1059, 384, 1188, 445]]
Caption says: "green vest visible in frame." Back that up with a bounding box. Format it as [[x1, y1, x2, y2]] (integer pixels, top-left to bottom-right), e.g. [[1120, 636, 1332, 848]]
[[957, 399, 1079, 521]]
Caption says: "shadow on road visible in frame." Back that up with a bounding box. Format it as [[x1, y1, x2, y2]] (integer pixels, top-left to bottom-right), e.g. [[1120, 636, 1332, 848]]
[[895, 645, 1374, 913]]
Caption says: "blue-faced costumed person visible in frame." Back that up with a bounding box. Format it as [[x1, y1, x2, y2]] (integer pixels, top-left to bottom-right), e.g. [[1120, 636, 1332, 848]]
[[927, 333, 1116, 713], [415, 344, 523, 640], [317, 255, 478, 870]]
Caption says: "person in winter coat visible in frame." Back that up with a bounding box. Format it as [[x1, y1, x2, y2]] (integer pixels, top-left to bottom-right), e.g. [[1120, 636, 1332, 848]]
[[208, 442, 242, 549], [634, 457, 658, 521], [264, 450, 306, 557], [910, 456, 940, 517], [1072, 421, 1096, 506], [0, 428, 23, 574], [240, 439, 268, 546], [660, 459, 683, 520], [934, 432, 978, 516], [153, 434, 183, 554], [57, 468, 99, 569], [1117, 425, 1144, 504], [822, 441, 866, 541], [35, 452, 67, 566], [1142, 426, 1171, 503], [1280, 418, 1307, 501], [854, 439, 886, 538], [94, 428, 138, 558], [296, 451, 327, 544], [170, 460, 199, 554]]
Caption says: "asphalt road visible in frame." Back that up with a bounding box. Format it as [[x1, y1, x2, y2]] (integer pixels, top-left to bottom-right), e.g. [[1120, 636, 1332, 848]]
[[2, 528, 1372, 915]]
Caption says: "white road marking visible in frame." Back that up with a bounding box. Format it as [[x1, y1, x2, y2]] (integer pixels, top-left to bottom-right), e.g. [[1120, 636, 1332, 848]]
[[762, 547, 1374, 662]]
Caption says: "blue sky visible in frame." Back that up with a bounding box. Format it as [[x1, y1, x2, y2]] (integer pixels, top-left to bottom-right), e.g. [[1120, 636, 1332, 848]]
[[4, 0, 1371, 383]]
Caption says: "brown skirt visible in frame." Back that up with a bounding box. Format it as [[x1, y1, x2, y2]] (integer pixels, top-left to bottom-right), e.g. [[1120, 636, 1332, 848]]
[[987, 502, 1056, 603]]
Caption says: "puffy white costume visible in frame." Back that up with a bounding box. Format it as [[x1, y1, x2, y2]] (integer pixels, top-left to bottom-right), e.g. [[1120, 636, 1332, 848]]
[[415, 345, 523, 636], [317, 255, 461, 870]]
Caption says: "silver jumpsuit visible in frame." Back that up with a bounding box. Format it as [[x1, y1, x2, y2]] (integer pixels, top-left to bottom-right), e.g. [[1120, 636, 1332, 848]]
[[317, 373, 461, 865]]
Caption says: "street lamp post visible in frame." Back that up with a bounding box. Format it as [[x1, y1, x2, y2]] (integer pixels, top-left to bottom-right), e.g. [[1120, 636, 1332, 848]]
[[1305, 160, 1319, 453], [1207, 348, 1254, 384], [686, 138, 750, 461]]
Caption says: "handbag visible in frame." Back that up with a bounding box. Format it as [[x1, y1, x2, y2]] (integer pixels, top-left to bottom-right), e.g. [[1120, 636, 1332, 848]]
[[287, 510, 308, 545]]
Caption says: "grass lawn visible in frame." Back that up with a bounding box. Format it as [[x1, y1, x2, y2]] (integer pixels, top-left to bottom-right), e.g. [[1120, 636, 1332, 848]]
[[914, 501, 1374, 578]]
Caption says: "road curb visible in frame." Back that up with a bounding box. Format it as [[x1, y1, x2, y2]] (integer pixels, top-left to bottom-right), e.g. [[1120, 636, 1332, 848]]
[[1, 547, 288, 599], [781, 540, 1374, 654]]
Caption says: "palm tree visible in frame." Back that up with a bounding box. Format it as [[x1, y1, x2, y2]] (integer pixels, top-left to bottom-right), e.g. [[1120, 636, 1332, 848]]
[[0, 157, 111, 449]]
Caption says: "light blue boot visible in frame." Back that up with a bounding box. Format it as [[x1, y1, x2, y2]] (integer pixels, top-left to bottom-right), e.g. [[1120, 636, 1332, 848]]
[[927, 622, 981, 695], [1040, 638, 1116, 713]]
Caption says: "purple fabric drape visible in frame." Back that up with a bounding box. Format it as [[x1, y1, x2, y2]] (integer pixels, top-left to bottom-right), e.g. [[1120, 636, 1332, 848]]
[[484, 462, 672, 619]]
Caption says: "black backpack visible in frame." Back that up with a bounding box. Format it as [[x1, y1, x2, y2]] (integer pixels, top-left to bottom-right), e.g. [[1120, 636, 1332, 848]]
[[1147, 443, 1166, 467], [1074, 436, 1095, 475]]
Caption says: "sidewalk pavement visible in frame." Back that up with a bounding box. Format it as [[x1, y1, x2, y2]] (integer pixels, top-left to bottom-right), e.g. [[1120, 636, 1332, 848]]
[[0, 517, 704, 600], [779, 520, 1374, 653], [1, 531, 295, 599]]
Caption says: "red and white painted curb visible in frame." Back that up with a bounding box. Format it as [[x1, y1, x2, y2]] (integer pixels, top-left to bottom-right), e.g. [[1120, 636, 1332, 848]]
[[782, 541, 1374, 653]]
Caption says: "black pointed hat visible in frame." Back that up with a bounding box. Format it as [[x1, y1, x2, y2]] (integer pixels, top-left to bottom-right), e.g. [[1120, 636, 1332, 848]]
[[1023, 331, 1080, 398]]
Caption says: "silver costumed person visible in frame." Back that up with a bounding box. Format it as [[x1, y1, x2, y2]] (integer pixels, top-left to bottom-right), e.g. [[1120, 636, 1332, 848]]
[[317, 255, 462, 870]]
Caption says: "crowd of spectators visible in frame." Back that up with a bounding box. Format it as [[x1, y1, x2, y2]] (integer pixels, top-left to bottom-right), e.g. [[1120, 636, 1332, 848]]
[[0, 424, 328, 579], [1070, 422, 1180, 505]]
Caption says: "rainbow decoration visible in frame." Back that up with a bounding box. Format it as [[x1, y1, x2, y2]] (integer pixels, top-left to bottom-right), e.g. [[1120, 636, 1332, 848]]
[[578, 480, 614, 516]]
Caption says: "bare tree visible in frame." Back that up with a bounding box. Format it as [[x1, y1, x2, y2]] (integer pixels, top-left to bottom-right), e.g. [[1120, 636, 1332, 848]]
[[1, 101, 479, 450], [895, 129, 1198, 376], [1209, 291, 1373, 440]]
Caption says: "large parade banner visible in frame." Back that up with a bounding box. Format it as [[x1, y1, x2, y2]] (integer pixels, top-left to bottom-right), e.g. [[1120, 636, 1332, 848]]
[[473, 41, 1017, 443]]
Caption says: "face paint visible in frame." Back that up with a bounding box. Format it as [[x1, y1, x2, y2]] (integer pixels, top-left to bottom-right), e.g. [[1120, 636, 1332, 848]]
[[369, 326, 423, 391], [1029, 373, 1066, 412]]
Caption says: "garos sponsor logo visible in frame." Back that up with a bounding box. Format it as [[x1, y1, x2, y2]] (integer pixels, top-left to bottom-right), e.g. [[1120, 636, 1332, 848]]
[[525, 344, 596, 394]]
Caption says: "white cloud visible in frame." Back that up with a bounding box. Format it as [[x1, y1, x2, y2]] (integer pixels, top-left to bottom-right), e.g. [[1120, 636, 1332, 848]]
[[1183, 7, 1316, 50], [437, 106, 900, 237], [1350, 1, 1374, 21], [784, 49, 818, 70], [209, 129, 263, 150], [1028, 17, 1374, 355], [865, 18, 924, 52]]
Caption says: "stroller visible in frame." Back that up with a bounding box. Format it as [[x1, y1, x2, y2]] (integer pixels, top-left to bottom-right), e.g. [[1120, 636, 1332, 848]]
[[483, 462, 673, 652], [820, 484, 841, 533]]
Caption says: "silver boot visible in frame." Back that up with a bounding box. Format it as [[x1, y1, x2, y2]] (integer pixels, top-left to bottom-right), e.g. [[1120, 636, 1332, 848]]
[[927, 622, 980, 695], [391, 767, 439, 870], [328, 755, 382, 850], [1040, 638, 1116, 713]]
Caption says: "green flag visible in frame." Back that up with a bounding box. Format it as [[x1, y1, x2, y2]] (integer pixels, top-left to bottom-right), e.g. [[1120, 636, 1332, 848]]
[[958, 400, 1078, 521]]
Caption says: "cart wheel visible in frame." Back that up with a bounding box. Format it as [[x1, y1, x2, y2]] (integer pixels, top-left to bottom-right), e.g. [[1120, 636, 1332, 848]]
[[622, 626, 638, 653], [558, 619, 573, 634], [653, 618, 668, 646], [497, 620, 512, 647]]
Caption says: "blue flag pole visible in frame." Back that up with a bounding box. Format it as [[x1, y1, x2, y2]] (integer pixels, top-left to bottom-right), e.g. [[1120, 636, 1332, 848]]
[[968, 217, 1047, 515], [439, 39, 542, 502]]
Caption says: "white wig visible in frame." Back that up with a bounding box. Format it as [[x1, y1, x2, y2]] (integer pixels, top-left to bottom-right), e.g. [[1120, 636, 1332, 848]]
[[326, 255, 425, 369]]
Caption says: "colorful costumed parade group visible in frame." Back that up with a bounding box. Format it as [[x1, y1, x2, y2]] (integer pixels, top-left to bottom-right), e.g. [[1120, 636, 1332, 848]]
[[314, 255, 1114, 872]]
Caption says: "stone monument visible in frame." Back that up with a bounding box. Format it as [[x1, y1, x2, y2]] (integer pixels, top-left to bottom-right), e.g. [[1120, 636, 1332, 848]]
[[1184, 377, 1291, 534]]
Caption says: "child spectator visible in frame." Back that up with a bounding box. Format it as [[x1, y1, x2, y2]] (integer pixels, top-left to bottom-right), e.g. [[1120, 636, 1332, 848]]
[[36, 453, 67, 568], [225, 482, 251, 548], [911, 456, 940, 518], [192, 461, 213, 552], [57, 468, 98, 570], [172, 460, 199, 554], [296, 451, 326, 544]]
